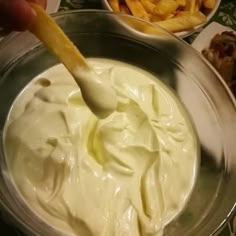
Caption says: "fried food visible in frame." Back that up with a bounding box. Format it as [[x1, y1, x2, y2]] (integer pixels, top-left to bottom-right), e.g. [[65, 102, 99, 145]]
[[124, 0, 150, 21], [202, 31, 236, 96], [120, 4, 131, 14], [108, 0, 120, 11], [203, 0, 216, 9], [107, 0, 217, 33], [154, 11, 206, 33], [153, 0, 179, 17]]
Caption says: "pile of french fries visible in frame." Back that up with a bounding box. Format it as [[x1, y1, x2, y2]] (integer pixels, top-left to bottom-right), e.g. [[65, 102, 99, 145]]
[[108, 0, 217, 33]]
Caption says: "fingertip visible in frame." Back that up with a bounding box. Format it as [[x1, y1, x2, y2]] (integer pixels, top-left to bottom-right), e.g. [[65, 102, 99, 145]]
[[13, 0, 37, 31], [0, 0, 47, 31]]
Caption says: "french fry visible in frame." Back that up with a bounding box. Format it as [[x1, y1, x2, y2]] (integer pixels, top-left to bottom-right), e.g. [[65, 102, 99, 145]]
[[148, 0, 159, 3], [124, 0, 150, 21], [165, 13, 175, 20], [154, 0, 179, 16], [154, 11, 206, 32], [120, 4, 131, 14], [108, 0, 120, 12], [149, 14, 162, 22], [176, 0, 186, 8], [140, 0, 156, 14], [185, 0, 199, 13], [184, 0, 203, 13], [122, 16, 165, 36], [106, 0, 216, 34], [176, 10, 192, 17], [198, 0, 204, 9], [203, 0, 216, 9]]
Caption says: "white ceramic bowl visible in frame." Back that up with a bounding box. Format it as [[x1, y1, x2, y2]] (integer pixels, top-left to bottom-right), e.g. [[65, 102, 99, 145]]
[[102, 0, 221, 38]]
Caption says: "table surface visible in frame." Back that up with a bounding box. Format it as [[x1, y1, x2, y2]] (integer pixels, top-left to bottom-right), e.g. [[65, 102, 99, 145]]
[[0, 0, 236, 235]]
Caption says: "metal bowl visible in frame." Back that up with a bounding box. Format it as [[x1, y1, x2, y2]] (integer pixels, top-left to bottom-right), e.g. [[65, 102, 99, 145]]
[[0, 10, 235, 236]]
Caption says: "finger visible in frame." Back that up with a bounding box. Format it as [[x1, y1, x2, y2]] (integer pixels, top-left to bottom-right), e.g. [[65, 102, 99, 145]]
[[0, 0, 47, 31], [0, 0, 36, 31], [27, 0, 47, 9]]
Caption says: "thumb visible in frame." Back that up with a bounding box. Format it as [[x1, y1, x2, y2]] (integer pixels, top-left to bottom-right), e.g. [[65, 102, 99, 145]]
[[0, 0, 47, 31]]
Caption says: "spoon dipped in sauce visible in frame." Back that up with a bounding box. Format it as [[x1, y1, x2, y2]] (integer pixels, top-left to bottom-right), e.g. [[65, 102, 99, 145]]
[[29, 3, 117, 118]]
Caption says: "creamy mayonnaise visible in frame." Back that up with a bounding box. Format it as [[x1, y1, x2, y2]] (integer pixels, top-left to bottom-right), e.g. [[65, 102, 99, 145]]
[[72, 66, 117, 118], [4, 59, 198, 236]]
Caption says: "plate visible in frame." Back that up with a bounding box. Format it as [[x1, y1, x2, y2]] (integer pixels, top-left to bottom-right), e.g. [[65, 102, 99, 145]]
[[191, 21, 235, 52]]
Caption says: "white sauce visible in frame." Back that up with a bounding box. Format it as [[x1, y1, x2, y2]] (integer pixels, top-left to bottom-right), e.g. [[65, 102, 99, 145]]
[[72, 66, 117, 118], [4, 58, 198, 236]]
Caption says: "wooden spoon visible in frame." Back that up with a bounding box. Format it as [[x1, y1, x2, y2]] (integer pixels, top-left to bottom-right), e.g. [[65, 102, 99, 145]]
[[29, 3, 117, 118]]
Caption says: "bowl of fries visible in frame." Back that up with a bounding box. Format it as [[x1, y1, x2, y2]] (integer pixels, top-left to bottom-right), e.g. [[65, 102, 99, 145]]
[[103, 0, 221, 38]]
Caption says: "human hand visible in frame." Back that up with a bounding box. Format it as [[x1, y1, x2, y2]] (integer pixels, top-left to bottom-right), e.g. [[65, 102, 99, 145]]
[[0, 0, 47, 31]]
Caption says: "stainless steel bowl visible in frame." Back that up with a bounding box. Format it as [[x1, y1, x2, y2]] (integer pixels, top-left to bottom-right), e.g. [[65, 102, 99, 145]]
[[0, 10, 235, 236]]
